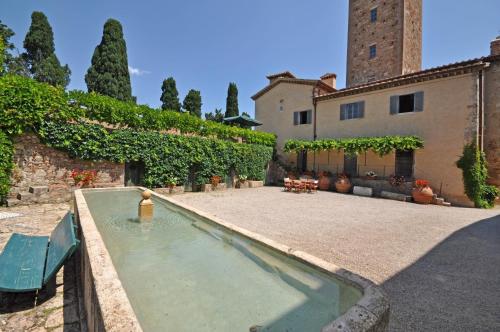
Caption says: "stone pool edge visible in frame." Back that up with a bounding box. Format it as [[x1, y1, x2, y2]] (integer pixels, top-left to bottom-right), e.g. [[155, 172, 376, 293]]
[[74, 189, 142, 332], [75, 187, 390, 332]]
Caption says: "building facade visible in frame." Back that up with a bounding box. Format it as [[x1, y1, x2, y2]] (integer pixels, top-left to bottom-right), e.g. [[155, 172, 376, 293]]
[[253, 1, 500, 206]]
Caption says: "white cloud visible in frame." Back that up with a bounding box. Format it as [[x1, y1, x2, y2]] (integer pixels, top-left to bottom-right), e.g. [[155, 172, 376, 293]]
[[128, 66, 150, 76]]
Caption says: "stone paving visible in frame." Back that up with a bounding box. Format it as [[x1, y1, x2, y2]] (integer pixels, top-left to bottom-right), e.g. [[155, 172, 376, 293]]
[[0, 203, 84, 332], [174, 187, 500, 332]]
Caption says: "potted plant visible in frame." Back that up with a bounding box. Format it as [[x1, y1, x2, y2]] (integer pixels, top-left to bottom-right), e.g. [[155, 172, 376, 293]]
[[412, 179, 434, 204], [71, 169, 97, 188], [318, 171, 332, 191], [389, 175, 406, 187], [364, 170, 377, 180], [335, 173, 352, 193], [210, 175, 222, 189], [237, 174, 248, 188], [165, 176, 178, 190]]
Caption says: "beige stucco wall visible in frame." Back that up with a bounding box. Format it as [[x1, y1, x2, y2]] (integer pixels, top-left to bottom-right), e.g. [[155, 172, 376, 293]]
[[316, 74, 479, 206], [255, 83, 315, 152]]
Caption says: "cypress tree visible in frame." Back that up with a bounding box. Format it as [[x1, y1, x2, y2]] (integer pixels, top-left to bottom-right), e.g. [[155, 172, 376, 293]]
[[160, 77, 181, 112], [205, 108, 224, 123], [23, 12, 70, 87], [85, 19, 133, 101], [225, 82, 239, 118], [183, 90, 202, 118]]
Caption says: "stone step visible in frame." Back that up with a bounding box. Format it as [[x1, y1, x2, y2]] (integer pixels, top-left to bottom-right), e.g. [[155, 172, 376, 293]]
[[29, 186, 49, 195], [442, 202, 452, 207], [6, 198, 21, 207], [17, 191, 33, 201]]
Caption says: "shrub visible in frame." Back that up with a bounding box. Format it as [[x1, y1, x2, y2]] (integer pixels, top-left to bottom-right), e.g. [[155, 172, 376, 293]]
[[0, 131, 13, 203], [456, 143, 499, 208]]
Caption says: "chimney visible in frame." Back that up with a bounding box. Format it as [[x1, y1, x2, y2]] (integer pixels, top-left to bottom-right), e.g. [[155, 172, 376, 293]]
[[491, 36, 500, 56], [320, 73, 337, 89]]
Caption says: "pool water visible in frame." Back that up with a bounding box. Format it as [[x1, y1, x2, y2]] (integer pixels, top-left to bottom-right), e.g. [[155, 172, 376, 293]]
[[83, 189, 362, 332]]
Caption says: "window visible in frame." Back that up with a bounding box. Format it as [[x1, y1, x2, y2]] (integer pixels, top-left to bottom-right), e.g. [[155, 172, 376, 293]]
[[370, 8, 378, 22], [395, 150, 414, 178], [293, 110, 312, 125], [279, 99, 284, 112], [369, 44, 377, 59], [340, 101, 365, 120], [390, 91, 424, 114]]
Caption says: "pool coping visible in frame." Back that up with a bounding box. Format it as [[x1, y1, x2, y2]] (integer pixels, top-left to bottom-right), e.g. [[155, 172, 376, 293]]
[[75, 187, 390, 332]]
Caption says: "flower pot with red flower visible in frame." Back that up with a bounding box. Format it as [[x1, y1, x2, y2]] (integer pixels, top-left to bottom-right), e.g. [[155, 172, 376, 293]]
[[318, 171, 332, 191], [335, 173, 352, 193], [71, 169, 97, 189], [412, 179, 434, 204]]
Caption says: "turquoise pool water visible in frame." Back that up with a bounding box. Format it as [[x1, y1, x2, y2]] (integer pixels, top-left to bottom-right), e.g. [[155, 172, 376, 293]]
[[83, 189, 362, 332]]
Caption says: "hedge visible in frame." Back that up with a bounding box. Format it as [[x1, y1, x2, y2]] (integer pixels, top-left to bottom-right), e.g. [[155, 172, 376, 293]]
[[0, 75, 276, 147]]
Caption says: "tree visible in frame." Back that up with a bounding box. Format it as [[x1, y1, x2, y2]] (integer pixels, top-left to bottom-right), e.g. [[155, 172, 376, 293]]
[[85, 19, 133, 101], [160, 77, 181, 112], [205, 108, 224, 122], [225, 82, 239, 118], [183, 90, 202, 118], [0, 20, 29, 76], [23, 12, 70, 87]]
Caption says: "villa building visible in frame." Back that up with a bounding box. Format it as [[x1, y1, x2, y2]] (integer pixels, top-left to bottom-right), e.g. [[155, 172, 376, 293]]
[[253, 0, 500, 206]]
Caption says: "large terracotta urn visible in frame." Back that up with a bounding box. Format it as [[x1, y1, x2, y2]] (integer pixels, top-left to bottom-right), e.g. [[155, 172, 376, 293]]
[[335, 178, 352, 193], [412, 186, 434, 204], [318, 176, 331, 191]]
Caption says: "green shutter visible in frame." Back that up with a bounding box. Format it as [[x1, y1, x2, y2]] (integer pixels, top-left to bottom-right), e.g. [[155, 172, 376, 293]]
[[306, 110, 312, 124], [358, 101, 365, 118], [390, 96, 399, 114], [414, 91, 424, 112], [293, 111, 299, 125], [340, 104, 346, 120]]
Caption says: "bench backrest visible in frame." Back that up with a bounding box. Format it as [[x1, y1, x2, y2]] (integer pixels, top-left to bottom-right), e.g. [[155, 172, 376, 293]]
[[43, 212, 79, 284]]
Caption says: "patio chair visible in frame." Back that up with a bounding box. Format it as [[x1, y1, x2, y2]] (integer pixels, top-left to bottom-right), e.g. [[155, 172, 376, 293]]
[[283, 178, 293, 192], [0, 212, 79, 293], [293, 180, 306, 193], [308, 180, 319, 193]]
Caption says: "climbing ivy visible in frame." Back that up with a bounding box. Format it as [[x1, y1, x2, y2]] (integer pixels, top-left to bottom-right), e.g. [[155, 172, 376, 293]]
[[456, 143, 499, 208], [284, 136, 424, 156], [38, 121, 273, 187], [0, 131, 14, 204]]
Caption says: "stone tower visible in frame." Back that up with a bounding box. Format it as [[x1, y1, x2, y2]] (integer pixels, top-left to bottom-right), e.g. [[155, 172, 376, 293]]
[[346, 0, 422, 87]]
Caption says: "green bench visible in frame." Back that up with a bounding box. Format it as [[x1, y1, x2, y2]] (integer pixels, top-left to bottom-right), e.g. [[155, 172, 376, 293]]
[[0, 212, 79, 293]]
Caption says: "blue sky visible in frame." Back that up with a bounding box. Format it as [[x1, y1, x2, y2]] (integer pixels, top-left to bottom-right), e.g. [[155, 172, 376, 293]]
[[2, 0, 499, 117]]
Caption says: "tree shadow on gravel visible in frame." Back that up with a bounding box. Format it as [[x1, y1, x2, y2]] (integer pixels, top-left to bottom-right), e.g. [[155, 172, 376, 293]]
[[382, 214, 500, 331]]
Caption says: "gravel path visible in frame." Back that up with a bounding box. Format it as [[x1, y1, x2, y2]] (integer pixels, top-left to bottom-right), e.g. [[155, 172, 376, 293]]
[[173, 187, 500, 332]]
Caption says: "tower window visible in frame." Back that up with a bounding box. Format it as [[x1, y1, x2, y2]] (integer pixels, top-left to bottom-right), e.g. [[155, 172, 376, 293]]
[[370, 8, 378, 22], [279, 99, 284, 112], [369, 44, 377, 59]]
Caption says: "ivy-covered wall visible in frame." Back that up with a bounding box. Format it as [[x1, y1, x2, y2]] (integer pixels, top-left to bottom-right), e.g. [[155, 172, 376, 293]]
[[0, 75, 274, 203]]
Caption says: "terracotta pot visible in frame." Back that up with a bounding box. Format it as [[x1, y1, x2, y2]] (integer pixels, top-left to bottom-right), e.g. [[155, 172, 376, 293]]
[[412, 186, 434, 204], [335, 179, 352, 193], [318, 176, 331, 191]]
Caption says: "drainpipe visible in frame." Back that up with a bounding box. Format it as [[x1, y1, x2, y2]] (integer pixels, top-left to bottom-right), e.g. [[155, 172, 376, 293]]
[[478, 65, 488, 151], [312, 88, 319, 173]]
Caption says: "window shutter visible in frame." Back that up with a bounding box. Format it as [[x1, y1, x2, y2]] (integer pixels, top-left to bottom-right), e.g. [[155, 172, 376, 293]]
[[414, 91, 424, 112], [390, 95, 399, 114], [358, 101, 365, 118], [293, 112, 299, 125], [306, 110, 312, 124], [340, 104, 346, 120]]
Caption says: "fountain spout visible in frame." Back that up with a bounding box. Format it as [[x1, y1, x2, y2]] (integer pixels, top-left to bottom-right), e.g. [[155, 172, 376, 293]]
[[138, 190, 154, 221]]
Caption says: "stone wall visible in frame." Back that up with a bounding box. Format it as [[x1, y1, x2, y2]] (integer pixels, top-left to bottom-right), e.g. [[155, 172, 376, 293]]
[[484, 60, 500, 187], [346, 0, 422, 87], [8, 134, 124, 205]]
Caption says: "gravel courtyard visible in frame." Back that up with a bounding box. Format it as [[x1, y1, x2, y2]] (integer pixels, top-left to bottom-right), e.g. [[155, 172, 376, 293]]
[[174, 187, 500, 332]]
